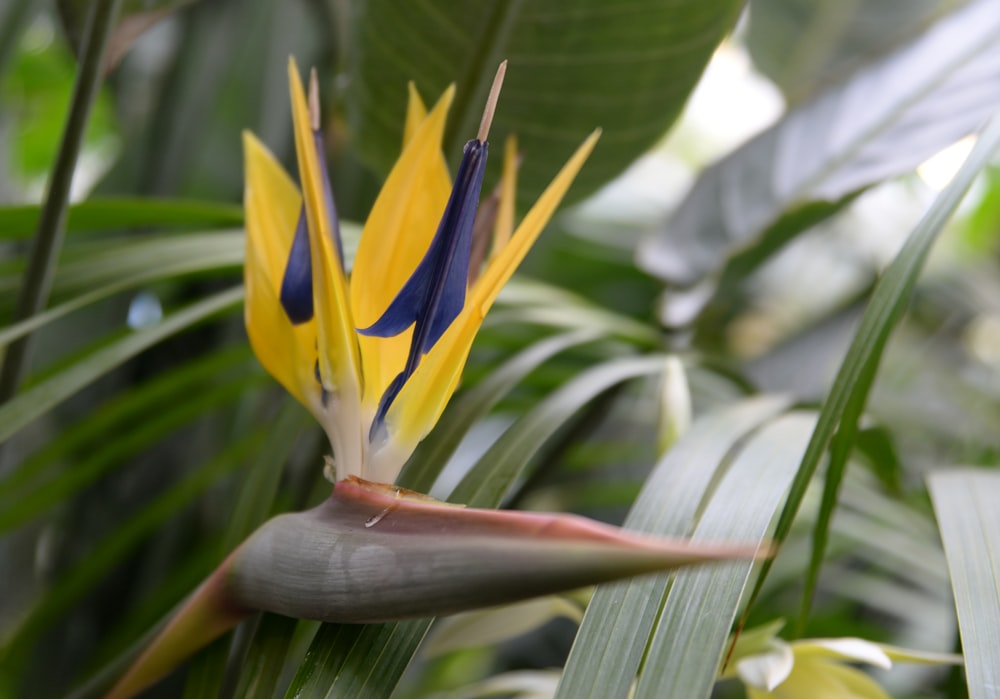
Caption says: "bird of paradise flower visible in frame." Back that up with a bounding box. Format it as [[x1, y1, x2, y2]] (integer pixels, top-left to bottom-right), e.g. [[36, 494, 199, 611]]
[[244, 59, 598, 485], [105, 61, 768, 699]]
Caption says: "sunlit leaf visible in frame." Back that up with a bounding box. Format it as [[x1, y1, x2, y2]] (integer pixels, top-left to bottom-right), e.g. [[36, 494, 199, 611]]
[[746, 112, 1000, 632], [639, 0, 1000, 291], [928, 469, 1000, 699]]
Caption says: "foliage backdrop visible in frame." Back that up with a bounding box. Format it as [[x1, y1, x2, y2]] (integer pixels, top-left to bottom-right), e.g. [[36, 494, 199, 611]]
[[1, 0, 1000, 698]]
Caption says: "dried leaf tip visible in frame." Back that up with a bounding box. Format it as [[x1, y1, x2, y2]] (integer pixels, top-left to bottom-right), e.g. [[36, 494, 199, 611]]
[[309, 67, 321, 131], [477, 60, 508, 142]]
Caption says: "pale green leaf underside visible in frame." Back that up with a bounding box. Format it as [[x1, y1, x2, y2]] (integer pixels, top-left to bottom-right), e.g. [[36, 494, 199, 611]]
[[928, 469, 1000, 699], [555, 394, 793, 699]]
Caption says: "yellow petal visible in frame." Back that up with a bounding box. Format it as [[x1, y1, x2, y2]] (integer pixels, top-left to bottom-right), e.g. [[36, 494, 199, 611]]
[[242, 130, 318, 411], [403, 82, 428, 147], [385, 130, 601, 452], [351, 84, 455, 408], [287, 59, 361, 398], [473, 130, 600, 310], [491, 134, 518, 256]]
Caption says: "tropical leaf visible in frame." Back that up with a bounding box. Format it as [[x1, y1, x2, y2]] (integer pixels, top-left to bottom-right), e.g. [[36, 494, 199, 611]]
[[638, 0, 1000, 294], [347, 0, 742, 207], [750, 112, 1000, 631], [927, 468, 1000, 699], [0, 199, 243, 239], [633, 411, 817, 699], [555, 395, 793, 699], [747, 0, 961, 102], [0, 286, 244, 444]]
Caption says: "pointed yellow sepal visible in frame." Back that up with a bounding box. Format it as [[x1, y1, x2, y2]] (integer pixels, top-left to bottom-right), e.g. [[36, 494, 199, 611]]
[[350, 85, 455, 411], [242, 131, 318, 413]]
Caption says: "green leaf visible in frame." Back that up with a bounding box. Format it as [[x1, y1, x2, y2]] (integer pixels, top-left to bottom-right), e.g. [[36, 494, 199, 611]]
[[0, 285, 244, 444], [633, 411, 817, 699], [0, 344, 253, 499], [928, 469, 1000, 699], [185, 396, 313, 697], [400, 328, 604, 493], [555, 395, 793, 699], [283, 621, 429, 699], [3, 433, 261, 661], [746, 0, 958, 102], [450, 354, 668, 508], [232, 614, 301, 699], [347, 0, 742, 207], [638, 0, 1000, 290], [0, 376, 258, 533], [424, 596, 584, 658], [0, 238, 243, 349], [736, 112, 1000, 633], [0, 199, 244, 239], [0, 0, 123, 401], [0, 231, 244, 298]]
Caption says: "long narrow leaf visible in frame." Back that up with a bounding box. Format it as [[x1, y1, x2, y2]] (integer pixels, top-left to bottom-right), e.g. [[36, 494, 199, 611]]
[[0, 0, 122, 401], [0, 285, 244, 444], [0, 378, 261, 533], [0, 252, 243, 349], [928, 469, 1000, 699], [738, 112, 1000, 632], [184, 399, 316, 699], [3, 434, 263, 662], [0, 199, 244, 239], [452, 355, 668, 508], [555, 395, 792, 699], [0, 231, 244, 297], [400, 328, 605, 493], [0, 344, 253, 497], [634, 411, 818, 699], [638, 0, 1000, 289]]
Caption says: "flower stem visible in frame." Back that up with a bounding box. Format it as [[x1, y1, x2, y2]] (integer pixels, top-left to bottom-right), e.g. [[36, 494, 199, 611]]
[[0, 0, 123, 402]]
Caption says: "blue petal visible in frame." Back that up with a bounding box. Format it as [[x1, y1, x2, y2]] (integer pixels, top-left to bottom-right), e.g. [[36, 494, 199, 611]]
[[279, 208, 314, 324], [360, 138, 489, 439], [314, 130, 345, 266], [279, 128, 344, 325]]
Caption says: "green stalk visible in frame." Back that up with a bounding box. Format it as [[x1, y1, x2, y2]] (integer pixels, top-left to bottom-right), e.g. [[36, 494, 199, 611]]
[[0, 0, 122, 402]]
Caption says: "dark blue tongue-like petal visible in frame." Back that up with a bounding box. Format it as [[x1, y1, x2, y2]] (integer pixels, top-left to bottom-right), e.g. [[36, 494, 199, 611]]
[[279, 128, 343, 326], [359, 138, 489, 438], [279, 209, 314, 324]]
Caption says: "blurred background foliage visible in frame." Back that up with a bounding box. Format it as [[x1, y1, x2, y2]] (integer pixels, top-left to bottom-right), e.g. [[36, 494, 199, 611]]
[[1, 0, 1000, 697]]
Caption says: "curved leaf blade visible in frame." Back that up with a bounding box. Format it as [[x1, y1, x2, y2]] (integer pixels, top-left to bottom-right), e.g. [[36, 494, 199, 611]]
[[0, 286, 244, 444], [555, 395, 793, 699], [0, 199, 244, 240], [928, 468, 1000, 699], [400, 328, 605, 493], [739, 112, 1000, 632], [634, 411, 817, 699], [639, 0, 1000, 288], [349, 0, 742, 206]]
